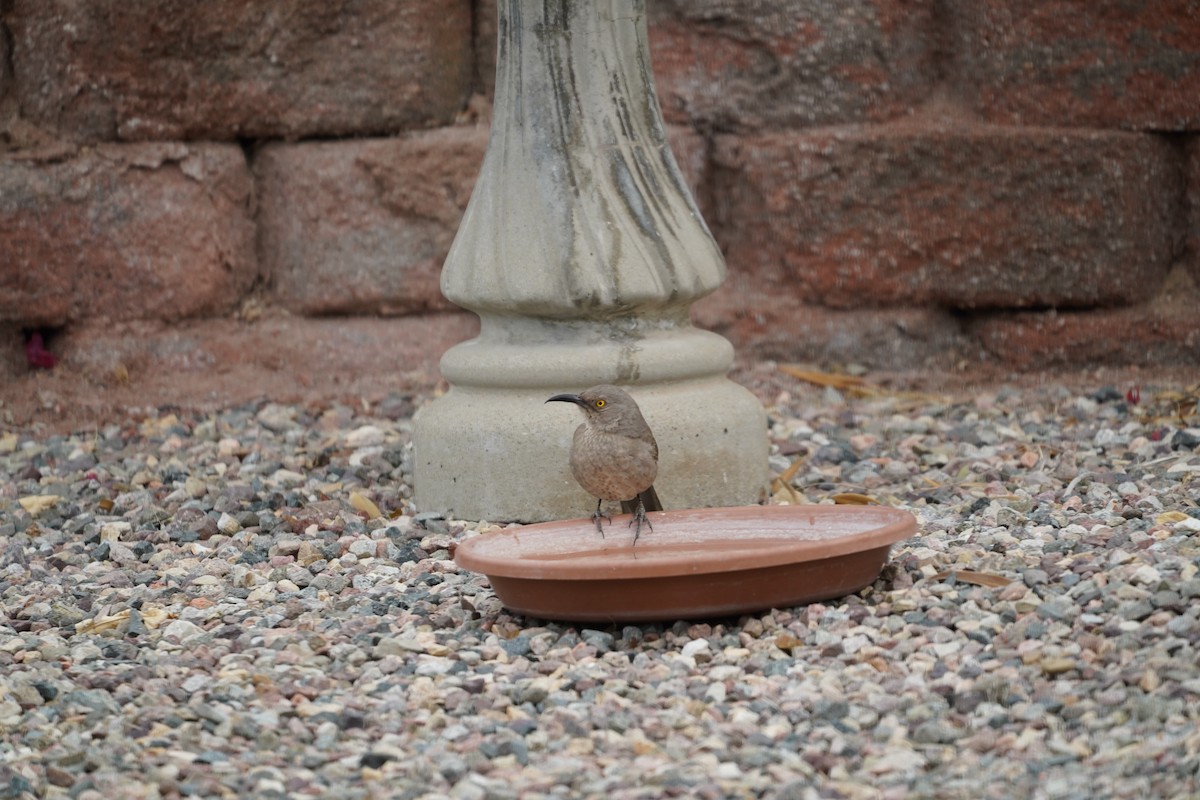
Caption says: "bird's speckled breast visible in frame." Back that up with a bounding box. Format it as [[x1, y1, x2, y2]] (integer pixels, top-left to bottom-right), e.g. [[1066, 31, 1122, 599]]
[[569, 424, 658, 502]]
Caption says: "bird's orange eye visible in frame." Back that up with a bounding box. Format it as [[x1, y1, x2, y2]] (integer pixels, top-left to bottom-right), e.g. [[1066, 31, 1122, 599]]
[[594, 399, 606, 408]]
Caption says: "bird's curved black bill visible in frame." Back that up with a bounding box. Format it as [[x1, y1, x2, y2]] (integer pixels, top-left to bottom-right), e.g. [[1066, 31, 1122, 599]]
[[546, 393, 587, 407]]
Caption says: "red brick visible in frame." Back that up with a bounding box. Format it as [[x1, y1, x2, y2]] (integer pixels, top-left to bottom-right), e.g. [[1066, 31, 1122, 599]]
[[664, 125, 711, 217], [971, 270, 1200, 370], [0, 143, 257, 327], [693, 289, 970, 370], [648, 0, 935, 131], [949, 1, 1200, 129], [9, 0, 472, 141], [711, 124, 1177, 310], [65, 314, 475, 390], [0, 20, 10, 106], [476, 0, 499, 99], [0, 313, 480, 426], [1188, 138, 1200, 287], [257, 127, 486, 317]]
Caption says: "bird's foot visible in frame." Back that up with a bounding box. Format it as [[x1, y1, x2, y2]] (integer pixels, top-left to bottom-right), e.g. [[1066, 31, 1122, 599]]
[[591, 503, 610, 537], [628, 500, 653, 545]]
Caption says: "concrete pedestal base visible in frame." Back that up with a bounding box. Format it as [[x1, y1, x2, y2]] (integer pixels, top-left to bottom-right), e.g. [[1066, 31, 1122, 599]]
[[414, 317, 768, 522]]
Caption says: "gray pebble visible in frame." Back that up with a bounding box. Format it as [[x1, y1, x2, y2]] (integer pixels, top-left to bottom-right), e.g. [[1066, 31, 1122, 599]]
[[580, 629, 615, 652], [912, 720, 961, 744], [1022, 568, 1050, 587]]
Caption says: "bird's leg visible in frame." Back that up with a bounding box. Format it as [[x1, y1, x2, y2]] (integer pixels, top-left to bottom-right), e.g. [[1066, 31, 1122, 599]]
[[628, 498, 654, 545], [591, 498, 610, 537]]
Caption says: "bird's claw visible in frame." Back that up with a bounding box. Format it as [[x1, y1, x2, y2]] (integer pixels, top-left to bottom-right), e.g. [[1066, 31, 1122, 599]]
[[628, 501, 653, 545], [591, 502, 610, 537]]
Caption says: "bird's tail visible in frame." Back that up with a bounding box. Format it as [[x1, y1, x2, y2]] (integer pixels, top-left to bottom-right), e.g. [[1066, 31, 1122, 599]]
[[621, 485, 663, 515]]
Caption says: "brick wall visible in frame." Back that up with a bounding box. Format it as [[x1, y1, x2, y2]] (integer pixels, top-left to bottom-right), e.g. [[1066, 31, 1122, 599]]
[[2, 0, 1198, 390]]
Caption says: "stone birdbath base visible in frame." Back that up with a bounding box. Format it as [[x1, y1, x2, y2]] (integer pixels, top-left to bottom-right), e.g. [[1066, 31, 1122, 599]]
[[453, 505, 917, 623]]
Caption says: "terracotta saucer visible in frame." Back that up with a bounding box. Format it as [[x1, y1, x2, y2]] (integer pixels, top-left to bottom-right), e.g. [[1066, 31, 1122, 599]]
[[454, 504, 917, 622]]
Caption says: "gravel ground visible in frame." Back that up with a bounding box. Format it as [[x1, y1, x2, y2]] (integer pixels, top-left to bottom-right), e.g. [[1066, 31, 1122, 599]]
[[1, 376, 1199, 799]]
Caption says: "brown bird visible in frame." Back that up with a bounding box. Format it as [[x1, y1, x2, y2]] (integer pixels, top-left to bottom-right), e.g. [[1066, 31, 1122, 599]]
[[546, 384, 663, 543]]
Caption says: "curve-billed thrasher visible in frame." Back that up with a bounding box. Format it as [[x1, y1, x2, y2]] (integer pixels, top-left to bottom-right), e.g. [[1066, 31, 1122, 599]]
[[546, 385, 663, 542]]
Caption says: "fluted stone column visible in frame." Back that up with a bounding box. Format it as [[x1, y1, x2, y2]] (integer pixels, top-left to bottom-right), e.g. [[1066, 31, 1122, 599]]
[[413, 0, 767, 522]]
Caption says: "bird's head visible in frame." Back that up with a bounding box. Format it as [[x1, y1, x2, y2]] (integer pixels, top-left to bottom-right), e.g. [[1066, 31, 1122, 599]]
[[548, 385, 657, 439], [546, 384, 637, 427], [546, 385, 620, 413]]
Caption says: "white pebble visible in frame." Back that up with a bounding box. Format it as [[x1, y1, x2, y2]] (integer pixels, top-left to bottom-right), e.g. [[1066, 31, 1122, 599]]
[[349, 446, 384, 467], [162, 620, 206, 644], [99, 521, 131, 541], [715, 762, 742, 780], [345, 425, 385, 448], [1108, 549, 1134, 566], [1130, 565, 1161, 585], [269, 469, 307, 486], [349, 539, 377, 558]]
